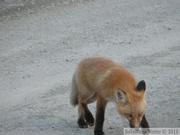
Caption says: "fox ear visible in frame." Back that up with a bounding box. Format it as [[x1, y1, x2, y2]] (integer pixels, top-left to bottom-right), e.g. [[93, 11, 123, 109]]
[[115, 90, 127, 104], [137, 80, 146, 91]]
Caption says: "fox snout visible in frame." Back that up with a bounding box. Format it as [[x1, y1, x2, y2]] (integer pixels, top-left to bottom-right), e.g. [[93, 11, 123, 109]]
[[129, 118, 141, 128], [130, 122, 140, 128]]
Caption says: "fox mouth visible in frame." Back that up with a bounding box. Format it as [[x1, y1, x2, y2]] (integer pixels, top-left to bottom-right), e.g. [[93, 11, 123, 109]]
[[123, 117, 141, 128], [130, 124, 140, 128]]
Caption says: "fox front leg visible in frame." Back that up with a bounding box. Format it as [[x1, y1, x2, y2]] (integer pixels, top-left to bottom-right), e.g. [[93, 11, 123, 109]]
[[141, 114, 149, 128], [94, 97, 107, 135]]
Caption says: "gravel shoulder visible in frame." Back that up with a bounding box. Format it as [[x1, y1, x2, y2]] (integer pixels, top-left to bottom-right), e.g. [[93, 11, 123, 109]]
[[0, 0, 180, 135]]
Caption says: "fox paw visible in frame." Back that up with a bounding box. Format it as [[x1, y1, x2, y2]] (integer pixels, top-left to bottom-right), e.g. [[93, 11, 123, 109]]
[[78, 119, 88, 128], [85, 113, 95, 126], [94, 131, 104, 135]]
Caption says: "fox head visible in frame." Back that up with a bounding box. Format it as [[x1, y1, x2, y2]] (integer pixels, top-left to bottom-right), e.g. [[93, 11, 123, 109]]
[[115, 80, 146, 128]]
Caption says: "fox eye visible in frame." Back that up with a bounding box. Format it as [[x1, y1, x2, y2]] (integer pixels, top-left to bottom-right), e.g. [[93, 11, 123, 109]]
[[126, 113, 132, 118]]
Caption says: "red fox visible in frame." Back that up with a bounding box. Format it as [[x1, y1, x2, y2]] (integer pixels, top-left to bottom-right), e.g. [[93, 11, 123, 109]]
[[70, 57, 149, 135]]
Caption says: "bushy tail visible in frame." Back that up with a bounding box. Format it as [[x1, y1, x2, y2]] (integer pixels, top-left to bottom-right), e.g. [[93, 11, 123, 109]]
[[70, 74, 78, 106]]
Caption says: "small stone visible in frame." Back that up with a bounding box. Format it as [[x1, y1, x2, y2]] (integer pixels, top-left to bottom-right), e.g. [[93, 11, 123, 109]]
[[167, 28, 171, 30], [66, 59, 69, 62]]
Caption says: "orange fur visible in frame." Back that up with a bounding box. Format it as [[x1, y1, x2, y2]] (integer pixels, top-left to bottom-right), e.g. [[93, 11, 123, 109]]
[[70, 56, 148, 132]]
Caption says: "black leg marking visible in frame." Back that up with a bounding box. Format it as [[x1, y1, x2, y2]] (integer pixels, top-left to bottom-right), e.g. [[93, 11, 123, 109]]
[[94, 98, 107, 135], [85, 112, 95, 126], [94, 130, 105, 135], [77, 117, 88, 128], [141, 114, 149, 128], [77, 103, 88, 128], [141, 115, 150, 135], [82, 103, 95, 126]]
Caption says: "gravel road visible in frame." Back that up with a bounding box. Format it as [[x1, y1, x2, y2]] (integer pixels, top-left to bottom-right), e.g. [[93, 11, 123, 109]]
[[0, 0, 180, 135]]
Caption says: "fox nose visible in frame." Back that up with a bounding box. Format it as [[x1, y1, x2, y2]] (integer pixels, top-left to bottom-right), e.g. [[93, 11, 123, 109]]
[[130, 123, 135, 128], [130, 119, 140, 128], [130, 123, 140, 128]]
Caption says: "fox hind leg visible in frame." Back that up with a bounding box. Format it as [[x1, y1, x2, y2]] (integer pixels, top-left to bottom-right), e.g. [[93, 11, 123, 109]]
[[77, 103, 95, 128], [82, 103, 95, 126], [77, 102, 88, 128]]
